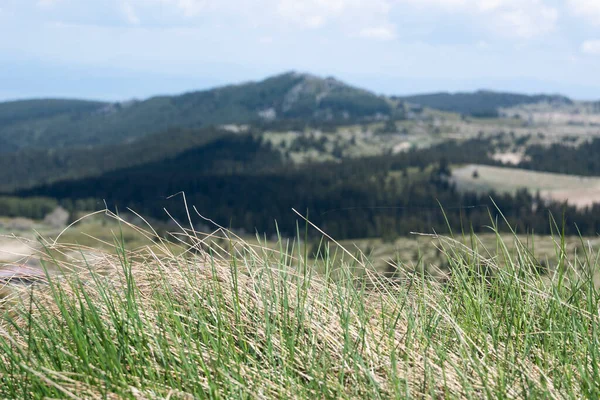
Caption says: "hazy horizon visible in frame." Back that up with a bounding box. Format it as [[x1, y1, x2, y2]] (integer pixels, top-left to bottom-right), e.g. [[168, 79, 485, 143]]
[[1, 69, 597, 104], [3, 0, 600, 101]]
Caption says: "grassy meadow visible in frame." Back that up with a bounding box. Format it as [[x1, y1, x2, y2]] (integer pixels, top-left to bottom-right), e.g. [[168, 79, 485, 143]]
[[452, 164, 600, 209], [1, 211, 600, 398]]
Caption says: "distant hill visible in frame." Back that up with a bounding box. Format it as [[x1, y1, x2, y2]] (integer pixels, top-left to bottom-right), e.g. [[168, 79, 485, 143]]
[[0, 99, 108, 126], [399, 90, 573, 117], [0, 99, 109, 152], [0, 72, 393, 153], [1, 73, 578, 152], [0, 126, 231, 192]]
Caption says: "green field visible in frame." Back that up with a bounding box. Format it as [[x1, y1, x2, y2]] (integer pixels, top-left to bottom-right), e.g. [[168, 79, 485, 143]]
[[452, 164, 600, 208]]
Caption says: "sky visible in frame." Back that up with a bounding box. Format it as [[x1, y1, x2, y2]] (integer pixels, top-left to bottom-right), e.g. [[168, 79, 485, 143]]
[[1, 0, 600, 101]]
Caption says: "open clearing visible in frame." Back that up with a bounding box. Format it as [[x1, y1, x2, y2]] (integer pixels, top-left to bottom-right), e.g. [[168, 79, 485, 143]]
[[452, 164, 600, 208]]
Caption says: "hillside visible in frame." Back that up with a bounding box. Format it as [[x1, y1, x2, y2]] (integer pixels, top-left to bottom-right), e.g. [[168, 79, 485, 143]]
[[13, 139, 487, 237], [18, 137, 600, 239], [0, 99, 108, 127], [400, 90, 572, 117], [2, 218, 599, 398], [0, 127, 231, 191], [0, 72, 393, 152], [1, 72, 583, 155], [0, 99, 109, 153]]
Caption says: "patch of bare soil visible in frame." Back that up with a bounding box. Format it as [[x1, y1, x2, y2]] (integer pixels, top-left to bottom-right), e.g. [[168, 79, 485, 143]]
[[491, 152, 528, 165], [392, 142, 411, 154], [541, 188, 600, 210]]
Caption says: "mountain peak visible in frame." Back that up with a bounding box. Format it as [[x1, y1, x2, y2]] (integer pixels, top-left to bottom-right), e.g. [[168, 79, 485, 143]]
[[253, 71, 390, 120], [0, 71, 395, 152]]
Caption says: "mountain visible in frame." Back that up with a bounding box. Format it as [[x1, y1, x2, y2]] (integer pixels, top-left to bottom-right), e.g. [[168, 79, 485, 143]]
[[399, 90, 573, 117], [0, 99, 108, 127], [0, 72, 393, 153], [0, 127, 230, 192], [0, 72, 581, 193], [0, 99, 109, 152], [1, 72, 578, 153]]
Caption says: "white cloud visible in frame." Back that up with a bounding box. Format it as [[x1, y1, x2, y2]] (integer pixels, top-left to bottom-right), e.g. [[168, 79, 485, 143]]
[[477, 0, 505, 12], [121, 2, 140, 25], [37, 0, 61, 7], [492, 5, 557, 39], [582, 40, 600, 55], [479, 0, 558, 39], [171, 0, 211, 17], [568, 0, 600, 24], [398, 0, 558, 38], [276, 0, 391, 29], [118, 0, 395, 39], [397, 0, 467, 9], [358, 24, 396, 40], [142, 0, 213, 17], [113, 0, 557, 42], [104, 0, 560, 46]]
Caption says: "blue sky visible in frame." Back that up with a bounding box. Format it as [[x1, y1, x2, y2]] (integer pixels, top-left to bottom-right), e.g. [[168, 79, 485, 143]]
[[1, 0, 600, 101]]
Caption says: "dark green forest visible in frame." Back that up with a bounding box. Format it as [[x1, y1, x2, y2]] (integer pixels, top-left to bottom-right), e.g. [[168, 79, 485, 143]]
[[0, 99, 107, 128], [519, 138, 600, 176], [0, 196, 58, 220], [18, 136, 600, 239], [399, 90, 572, 117], [0, 127, 230, 191]]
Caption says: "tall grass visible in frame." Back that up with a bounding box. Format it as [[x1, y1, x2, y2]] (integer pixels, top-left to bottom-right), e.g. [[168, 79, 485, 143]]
[[1, 211, 599, 398]]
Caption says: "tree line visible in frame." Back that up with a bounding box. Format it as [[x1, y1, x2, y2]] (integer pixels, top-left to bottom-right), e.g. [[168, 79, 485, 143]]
[[519, 138, 600, 176], [17, 136, 600, 239]]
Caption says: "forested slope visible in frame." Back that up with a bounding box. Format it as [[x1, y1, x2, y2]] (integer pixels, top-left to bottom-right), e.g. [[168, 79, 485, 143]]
[[19, 138, 600, 238], [0, 72, 393, 152], [400, 90, 572, 117]]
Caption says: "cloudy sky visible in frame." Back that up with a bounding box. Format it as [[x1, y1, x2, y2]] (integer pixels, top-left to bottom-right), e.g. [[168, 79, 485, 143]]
[[1, 0, 600, 101]]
